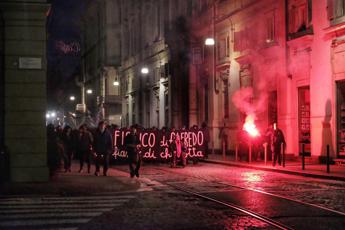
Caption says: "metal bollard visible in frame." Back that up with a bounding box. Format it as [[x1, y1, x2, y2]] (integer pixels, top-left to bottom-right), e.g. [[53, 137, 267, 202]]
[[264, 143, 267, 165], [302, 144, 305, 170], [281, 143, 285, 168], [327, 144, 330, 173], [249, 142, 252, 163], [235, 144, 238, 162], [222, 141, 226, 161]]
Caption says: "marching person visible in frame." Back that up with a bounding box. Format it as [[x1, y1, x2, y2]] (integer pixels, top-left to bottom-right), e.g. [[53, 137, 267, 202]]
[[270, 123, 286, 167], [76, 124, 93, 173], [169, 135, 177, 167], [124, 125, 141, 178], [61, 125, 75, 172], [180, 136, 187, 167], [93, 121, 113, 176]]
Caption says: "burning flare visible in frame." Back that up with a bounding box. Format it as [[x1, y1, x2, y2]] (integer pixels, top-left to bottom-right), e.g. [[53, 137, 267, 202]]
[[243, 115, 260, 137]]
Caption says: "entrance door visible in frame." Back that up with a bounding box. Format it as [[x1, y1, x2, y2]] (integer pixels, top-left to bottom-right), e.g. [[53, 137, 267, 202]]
[[336, 81, 345, 158], [298, 87, 311, 156]]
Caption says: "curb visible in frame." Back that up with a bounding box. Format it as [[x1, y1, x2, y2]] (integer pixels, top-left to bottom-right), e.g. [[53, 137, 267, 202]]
[[202, 159, 345, 182]]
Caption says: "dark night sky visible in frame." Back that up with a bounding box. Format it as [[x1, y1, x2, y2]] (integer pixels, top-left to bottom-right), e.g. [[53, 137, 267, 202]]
[[47, 0, 85, 107]]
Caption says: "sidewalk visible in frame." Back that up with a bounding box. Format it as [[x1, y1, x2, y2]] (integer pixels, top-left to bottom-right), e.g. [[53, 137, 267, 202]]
[[0, 162, 141, 197], [203, 154, 345, 181]]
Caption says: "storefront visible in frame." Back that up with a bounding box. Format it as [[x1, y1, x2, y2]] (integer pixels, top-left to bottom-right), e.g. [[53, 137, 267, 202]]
[[298, 87, 311, 156], [336, 81, 345, 158]]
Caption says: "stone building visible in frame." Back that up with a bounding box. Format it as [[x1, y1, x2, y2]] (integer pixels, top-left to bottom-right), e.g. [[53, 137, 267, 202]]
[[81, 0, 216, 129], [81, 0, 122, 126], [0, 0, 50, 182], [189, 0, 345, 162], [119, 0, 193, 129], [190, 0, 286, 155]]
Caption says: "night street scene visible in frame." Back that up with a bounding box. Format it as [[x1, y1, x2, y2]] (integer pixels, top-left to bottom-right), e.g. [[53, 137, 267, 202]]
[[1, 0, 345, 229]]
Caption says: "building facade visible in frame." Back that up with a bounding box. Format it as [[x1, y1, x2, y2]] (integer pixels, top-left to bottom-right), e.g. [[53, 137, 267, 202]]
[[81, 0, 345, 161], [119, 0, 193, 129], [0, 0, 50, 182], [81, 0, 122, 126], [190, 0, 345, 161]]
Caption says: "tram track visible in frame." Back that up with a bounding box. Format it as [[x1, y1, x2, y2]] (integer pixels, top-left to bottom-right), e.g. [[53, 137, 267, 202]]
[[145, 166, 345, 229], [165, 181, 294, 230], [152, 166, 345, 217]]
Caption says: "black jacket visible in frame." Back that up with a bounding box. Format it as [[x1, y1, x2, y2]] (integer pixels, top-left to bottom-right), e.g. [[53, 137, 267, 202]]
[[93, 129, 113, 155]]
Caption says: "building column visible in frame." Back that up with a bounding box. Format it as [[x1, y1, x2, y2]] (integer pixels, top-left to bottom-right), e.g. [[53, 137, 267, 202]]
[[1, 1, 50, 182], [189, 64, 198, 126]]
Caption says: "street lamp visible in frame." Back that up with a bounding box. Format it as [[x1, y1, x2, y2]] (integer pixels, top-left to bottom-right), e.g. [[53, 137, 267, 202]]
[[205, 38, 215, 46], [70, 96, 75, 101], [141, 67, 149, 75], [86, 89, 93, 94], [51, 112, 56, 118], [113, 81, 119, 86]]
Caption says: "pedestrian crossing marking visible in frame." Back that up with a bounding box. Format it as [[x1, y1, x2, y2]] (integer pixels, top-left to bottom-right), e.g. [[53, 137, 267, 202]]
[[0, 194, 135, 229], [0, 207, 113, 214]]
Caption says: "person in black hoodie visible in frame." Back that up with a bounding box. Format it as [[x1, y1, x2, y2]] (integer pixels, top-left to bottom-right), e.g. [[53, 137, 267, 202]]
[[61, 126, 75, 172], [76, 124, 93, 173], [93, 121, 113, 176], [124, 125, 141, 178]]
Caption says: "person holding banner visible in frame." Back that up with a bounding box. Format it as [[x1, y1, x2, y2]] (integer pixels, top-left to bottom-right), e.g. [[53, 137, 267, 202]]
[[169, 135, 176, 168], [125, 125, 141, 178], [170, 134, 187, 168]]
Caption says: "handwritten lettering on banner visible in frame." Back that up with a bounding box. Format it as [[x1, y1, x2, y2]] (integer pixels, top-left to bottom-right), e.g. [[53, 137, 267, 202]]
[[113, 129, 205, 161]]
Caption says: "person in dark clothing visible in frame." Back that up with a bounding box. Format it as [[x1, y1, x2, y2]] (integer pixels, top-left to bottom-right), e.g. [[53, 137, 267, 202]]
[[61, 126, 75, 172], [124, 125, 141, 178], [76, 124, 93, 173], [270, 123, 286, 166], [201, 122, 210, 159], [93, 121, 113, 176], [47, 124, 62, 177]]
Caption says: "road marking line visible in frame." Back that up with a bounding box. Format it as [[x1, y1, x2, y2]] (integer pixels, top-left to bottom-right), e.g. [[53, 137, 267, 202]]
[[0, 207, 114, 214], [0, 199, 131, 205], [0, 195, 135, 202], [0, 203, 124, 210], [0, 212, 103, 219], [0, 218, 91, 227]]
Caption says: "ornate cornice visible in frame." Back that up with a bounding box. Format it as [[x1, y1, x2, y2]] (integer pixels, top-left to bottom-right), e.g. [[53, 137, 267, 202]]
[[324, 21, 345, 41]]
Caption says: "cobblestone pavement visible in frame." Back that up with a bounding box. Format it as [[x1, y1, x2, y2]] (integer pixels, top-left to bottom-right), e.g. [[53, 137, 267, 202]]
[[81, 189, 274, 230], [138, 162, 345, 214], [82, 162, 345, 229]]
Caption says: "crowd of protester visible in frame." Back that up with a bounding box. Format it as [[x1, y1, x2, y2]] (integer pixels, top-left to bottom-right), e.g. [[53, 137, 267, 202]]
[[46, 122, 210, 177]]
